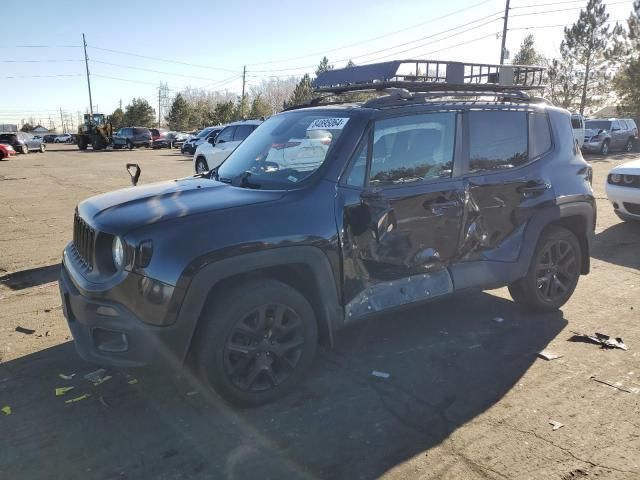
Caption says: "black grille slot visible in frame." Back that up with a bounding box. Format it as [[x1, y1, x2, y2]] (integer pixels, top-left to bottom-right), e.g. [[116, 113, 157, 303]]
[[73, 213, 96, 270], [623, 203, 640, 215]]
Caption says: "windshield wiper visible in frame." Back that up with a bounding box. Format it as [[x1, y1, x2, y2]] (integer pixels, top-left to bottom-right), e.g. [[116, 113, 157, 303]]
[[230, 171, 261, 189]]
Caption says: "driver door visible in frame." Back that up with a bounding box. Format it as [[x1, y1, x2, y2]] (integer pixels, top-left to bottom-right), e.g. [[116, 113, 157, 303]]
[[337, 110, 465, 320]]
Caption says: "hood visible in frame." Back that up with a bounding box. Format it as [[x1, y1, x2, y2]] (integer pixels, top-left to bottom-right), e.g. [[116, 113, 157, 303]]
[[611, 159, 640, 174], [77, 176, 285, 234], [584, 128, 607, 138]]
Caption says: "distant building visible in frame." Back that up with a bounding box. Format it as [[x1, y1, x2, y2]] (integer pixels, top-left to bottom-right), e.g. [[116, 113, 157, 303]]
[[31, 125, 50, 134]]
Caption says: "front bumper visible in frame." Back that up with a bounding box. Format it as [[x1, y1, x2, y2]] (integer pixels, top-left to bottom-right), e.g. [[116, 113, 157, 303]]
[[181, 143, 196, 154], [605, 183, 640, 219], [59, 253, 188, 368], [582, 141, 604, 152]]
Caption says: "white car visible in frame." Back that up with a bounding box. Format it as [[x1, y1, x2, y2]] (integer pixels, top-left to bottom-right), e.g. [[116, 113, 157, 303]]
[[193, 120, 262, 173], [605, 159, 640, 221], [571, 113, 585, 146], [55, 133, 73, 143]]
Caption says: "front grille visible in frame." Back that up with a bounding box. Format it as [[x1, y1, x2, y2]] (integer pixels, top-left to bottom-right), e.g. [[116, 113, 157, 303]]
[[73, 213, 95, 270], [623, 203, 640, 215]]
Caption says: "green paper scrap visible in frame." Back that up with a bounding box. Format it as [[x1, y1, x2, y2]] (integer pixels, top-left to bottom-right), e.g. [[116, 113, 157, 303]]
[[1, 405, 11, 416], [58, 373, 75, 380], [55, 386, 75, 396], [127, 378, 138, 385], [92, 375, 112, 387], [65, 394, 91, 404]]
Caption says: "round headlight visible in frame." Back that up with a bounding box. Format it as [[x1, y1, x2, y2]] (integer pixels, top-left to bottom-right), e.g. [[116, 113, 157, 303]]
[[112, 236, 124, 270], [624, 175, 635, 185], [610, 173, 622, 184]]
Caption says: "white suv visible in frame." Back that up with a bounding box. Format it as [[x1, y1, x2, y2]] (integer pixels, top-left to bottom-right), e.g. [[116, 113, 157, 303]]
[[193, 120, 262, 173]]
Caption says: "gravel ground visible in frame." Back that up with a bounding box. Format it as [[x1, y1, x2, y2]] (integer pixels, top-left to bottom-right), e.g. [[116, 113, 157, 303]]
[[0, 144, 639, 480]]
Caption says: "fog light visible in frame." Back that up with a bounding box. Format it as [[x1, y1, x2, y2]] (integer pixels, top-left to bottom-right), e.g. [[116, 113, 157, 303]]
[[96, 306, 118, 317], [93, 328, 128, 352]]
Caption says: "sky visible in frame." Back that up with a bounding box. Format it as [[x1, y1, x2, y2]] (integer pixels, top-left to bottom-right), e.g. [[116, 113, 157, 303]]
[[0, 0, 635, 130]]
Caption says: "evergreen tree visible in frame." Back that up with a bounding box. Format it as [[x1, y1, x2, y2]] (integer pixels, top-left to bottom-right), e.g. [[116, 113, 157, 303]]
[[249, 95, 271, 118], [561, 0, 625, 115], [166, 94, 192, 131], [346, 59, 356, 68], [316, 56, 334, 75], [613, 1, 640, 116], [545, 58, 582, 110], [284, 73, 314, 108], [214, 101, 236, 124], [512, 34, 543, 65], [109, 108, 125, 130], [20, 123, 33, 132], [123, 98, 155, 127]]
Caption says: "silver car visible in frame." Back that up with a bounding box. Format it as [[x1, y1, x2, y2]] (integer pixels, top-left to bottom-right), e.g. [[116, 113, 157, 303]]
[[583, 118, 638, 155]]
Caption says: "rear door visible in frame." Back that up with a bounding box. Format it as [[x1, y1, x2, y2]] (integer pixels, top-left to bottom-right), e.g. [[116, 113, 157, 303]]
[[338, 110, 465, 319], [611, 120, 625, 149]]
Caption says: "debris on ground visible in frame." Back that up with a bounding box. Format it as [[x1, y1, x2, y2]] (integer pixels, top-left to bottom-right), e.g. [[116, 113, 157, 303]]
[[569, 331, 628, 350], [1, 405, 11, 416], [549, 420, 564, 431], [590, 376, 632, 393], [15, 326, 35, 335], [55, 386, 75, 396], [58, 373, 75, 380], [65, 393, 91, 404], [92, 375, 112, 387], [538, 350, 564, 361], [493, 317, 505, 323], [84, 368, 107, 384], [186, 391, 199, 396], [127, 378, 139, 385], [98, 396, 110, 408], [371, 370, 391, 379]]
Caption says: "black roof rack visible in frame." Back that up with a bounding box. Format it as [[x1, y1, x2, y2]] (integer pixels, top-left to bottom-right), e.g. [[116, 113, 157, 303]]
[[314, 59, 545, 94]]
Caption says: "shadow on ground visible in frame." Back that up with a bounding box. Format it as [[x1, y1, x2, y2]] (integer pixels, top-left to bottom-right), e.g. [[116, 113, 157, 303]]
[[0, 292, 566, 480], [0, 264, 60, 290], [592, 221, 640, 270]]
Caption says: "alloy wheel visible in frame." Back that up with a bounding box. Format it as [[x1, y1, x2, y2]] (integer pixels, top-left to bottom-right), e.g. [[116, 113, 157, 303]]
[[535, 239, 578, 302], [223, 304, 305, 392]]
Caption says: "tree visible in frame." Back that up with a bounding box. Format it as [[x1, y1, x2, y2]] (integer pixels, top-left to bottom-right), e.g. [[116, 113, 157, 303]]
[[613, 1, 640, 116], [346, 59, 356, 68], [166, 94, 192, 131], [545, 58, 582, 110], [249, 95, 271, 119], [20, 123, 33, 132], [123, 98, 155, 127], [249, 78, 297, 115], [109, 108, 125, 130], [284, 74, 314, 108], [316, 56, 334, 75], [512, 34, 543, 65], [214, 101, 236, 124], [561, 0, 625, 115]]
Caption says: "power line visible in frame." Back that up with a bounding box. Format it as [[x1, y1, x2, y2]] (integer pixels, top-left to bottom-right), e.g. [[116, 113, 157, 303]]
[[246, 0, 495, 66], [90, 59, 238, 82], [87, 45, 238, 73], [0, 45, 81, 48], [511, 0, 592, 8], [0, 59, 83, 63], [509, 18, 627, 30], [92, 73, 162, 86], [0, 73, 82, 79], [510, 0, 630, 18]]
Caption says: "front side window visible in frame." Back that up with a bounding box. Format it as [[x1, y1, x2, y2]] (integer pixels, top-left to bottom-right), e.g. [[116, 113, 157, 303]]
[[369, 112, 456, 185], [469, 111, 527, 173], [216, 126, 236, 143], [217, 111, 352, 188]]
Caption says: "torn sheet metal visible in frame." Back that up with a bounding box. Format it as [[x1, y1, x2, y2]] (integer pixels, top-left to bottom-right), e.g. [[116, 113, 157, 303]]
[[371, 370, 391, 379], [538, 350, 563, 361], [65, 393, 92, 404], [84, 368, 108, 384], [570, 331, 628, 350], [549, 420, 564, 431]]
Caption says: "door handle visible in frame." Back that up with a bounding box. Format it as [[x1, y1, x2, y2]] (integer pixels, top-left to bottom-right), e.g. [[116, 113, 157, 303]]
[[424, 199, 459, 216], [517, 181, 550, 195]]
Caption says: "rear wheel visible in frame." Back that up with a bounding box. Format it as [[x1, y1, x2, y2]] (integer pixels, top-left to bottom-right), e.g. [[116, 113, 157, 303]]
[[39, 144, 46, 153], [196, 279, 318, 407], [625, 139, 634, 152], [509, 226, 581, 312], [21, 145, 28, 154], [127, 140, 134, 150], [195, 157, 209, 173], [600, 140, 610, 155]]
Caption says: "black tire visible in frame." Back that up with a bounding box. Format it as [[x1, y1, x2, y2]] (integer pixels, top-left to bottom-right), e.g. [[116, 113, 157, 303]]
[[39, 144, 46, 153], [127, 140, 134, 150], [196, 279, 318, 407], [625, 138, 634, 153], [600, 140, 610, 155], [77, 136, 88, 150], [509, 226, 582, 312], [195, 157, 209, 173]]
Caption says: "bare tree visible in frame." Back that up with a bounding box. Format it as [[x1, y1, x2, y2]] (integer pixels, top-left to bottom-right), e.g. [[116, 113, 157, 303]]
[[249, 77, 298, 114]]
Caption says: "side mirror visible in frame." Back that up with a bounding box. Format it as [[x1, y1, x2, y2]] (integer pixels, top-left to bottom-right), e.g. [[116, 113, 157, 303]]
[[215, 138, 225, 144]]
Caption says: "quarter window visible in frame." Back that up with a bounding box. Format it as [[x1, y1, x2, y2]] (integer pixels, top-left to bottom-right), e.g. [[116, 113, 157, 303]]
[[345, 139, 368, 187], [369, 112, 456, 185], [233, 125, 255, 141], [469, 111, 528, 172], [528, 111, 552, 159]]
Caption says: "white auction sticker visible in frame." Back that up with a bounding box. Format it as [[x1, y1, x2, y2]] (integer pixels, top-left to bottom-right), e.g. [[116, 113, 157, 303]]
[[307, 118, 350, 131]]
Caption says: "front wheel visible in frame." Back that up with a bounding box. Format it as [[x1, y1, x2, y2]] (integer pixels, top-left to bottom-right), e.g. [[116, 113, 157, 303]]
[[39, 144, 46, 153], [196, 279, 318, 407], [509, 226, 582, 312], [21, 145, 28, 154], [127, 140, 134, 150], [625, 139, 634, 152], [195, 157, 209, 173], [600, 140, 609, 155]]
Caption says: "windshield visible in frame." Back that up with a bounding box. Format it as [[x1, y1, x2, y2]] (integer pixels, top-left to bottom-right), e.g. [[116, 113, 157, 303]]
[[197, 128, 213, 138], [585, 121, 611, 131], [216, 111, 352, 188]]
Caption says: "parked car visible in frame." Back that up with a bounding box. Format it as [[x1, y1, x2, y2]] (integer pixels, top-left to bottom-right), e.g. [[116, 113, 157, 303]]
[[0, 143, 16, 159], [112, 127, 152, 149], [193, 120, 262, 173], [582, 118, 638, 155], [59, 60, 595, 407], [606, 159, 640, 221], [150, 128, 168, 142], [0, 132, 46, 153], [571, 114, 585, 146], [55, 133, 74, 144], [181, 126, 224, 155], [152, 131, 189, 149], [43, 134, 57, 143]]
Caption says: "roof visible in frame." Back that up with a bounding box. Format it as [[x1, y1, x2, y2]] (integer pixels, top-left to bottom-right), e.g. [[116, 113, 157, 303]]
[[226, 119, 263, 126]]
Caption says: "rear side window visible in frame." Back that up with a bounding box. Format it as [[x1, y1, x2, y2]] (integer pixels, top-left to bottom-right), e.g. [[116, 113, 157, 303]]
[[134, 128, 149, 135], [233, 125, 255, 141], [369, 112, 456, 185], [571, 118, 583, 129], [468, 111, 528, 172], [528, 112, 552, 159]]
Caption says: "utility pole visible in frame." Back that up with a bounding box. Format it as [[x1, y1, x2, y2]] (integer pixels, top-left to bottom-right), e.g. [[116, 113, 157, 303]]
[[82, 33, 94, 118], [241, 65, 246, 117], [60, 107, 65, 133], [499, 0, 511, 65], [158, 86, 161, 128]]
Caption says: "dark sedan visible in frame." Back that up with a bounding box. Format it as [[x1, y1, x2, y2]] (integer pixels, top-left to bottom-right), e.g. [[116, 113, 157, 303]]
[[152, 131, 189, 149]]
